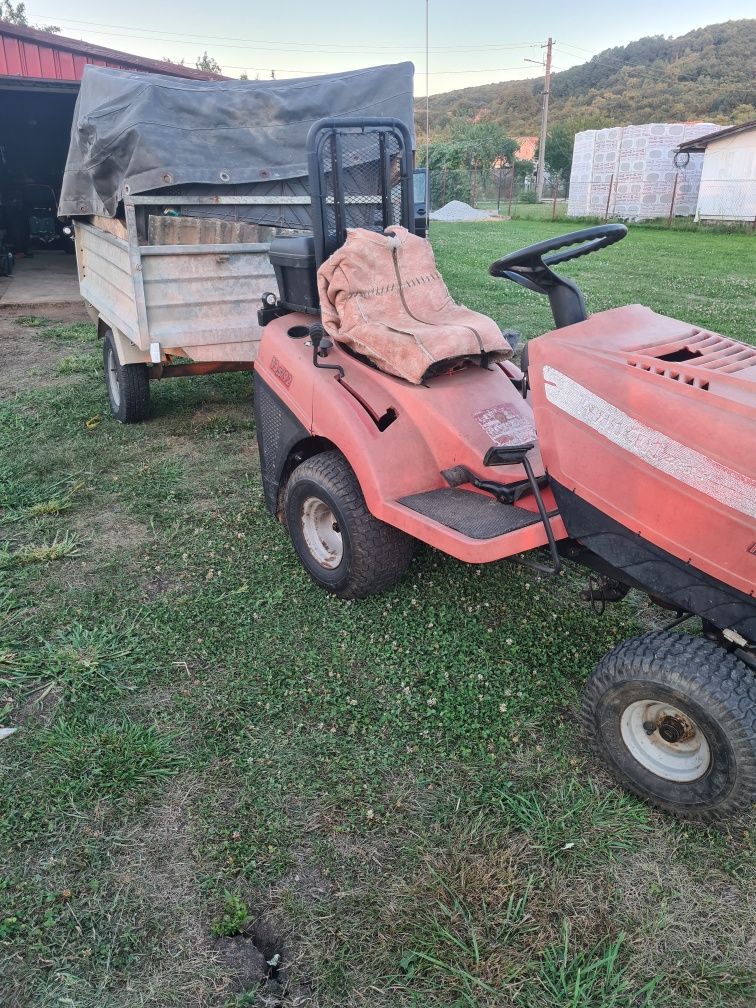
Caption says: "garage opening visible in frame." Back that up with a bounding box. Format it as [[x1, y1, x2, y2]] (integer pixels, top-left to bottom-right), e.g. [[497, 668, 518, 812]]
[[0, 83, 79, 302]]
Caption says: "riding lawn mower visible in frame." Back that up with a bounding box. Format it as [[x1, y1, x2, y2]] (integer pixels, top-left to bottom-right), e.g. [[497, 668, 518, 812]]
[[246, 117, 756, 822]]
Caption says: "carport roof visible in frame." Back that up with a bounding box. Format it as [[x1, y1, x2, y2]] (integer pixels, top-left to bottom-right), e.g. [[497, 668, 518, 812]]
[[675, 119, 756, 153], [0, 18, 226, 82]]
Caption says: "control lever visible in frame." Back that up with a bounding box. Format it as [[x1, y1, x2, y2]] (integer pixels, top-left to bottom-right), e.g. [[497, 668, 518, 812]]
[[485, 442, 561, 574], [309, 323, 344, 380]]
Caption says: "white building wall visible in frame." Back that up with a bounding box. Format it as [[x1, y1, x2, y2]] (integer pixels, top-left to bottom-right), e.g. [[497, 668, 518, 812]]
[[568, 122, 720, 220], [696, 130, 756, 221]]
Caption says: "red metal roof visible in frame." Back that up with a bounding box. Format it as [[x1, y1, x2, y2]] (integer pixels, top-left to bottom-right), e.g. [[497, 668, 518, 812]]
[[0, 18, 225, 82]]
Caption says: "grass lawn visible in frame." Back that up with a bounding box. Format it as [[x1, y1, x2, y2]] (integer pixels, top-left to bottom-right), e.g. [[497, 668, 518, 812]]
[[1, 222, 755, 1008]]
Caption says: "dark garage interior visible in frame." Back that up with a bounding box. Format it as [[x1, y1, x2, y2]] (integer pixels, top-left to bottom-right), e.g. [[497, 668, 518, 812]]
[[0, 18, 217, 299], [0, 84, 78, 255]]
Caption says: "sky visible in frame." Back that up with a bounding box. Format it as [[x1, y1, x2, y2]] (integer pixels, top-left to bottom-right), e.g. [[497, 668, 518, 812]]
[[21, 1, 756, 94]]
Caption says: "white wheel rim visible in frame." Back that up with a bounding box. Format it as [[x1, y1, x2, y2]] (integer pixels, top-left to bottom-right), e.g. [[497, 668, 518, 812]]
[[106, 346, 121, 409], [300, 496, 343, 569], [620, 699, 711, 782]]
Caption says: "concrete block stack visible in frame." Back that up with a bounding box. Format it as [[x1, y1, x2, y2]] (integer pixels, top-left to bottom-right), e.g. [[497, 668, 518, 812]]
[[567, 122, 720, 220]]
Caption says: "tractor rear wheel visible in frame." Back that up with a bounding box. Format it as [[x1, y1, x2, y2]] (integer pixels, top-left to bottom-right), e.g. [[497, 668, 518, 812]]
[[581, 631, 756, 821], [283, 450, 414, 599]]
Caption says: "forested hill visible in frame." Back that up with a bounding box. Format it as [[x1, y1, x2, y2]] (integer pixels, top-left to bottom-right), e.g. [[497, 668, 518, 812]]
[[417, 20, 756, 137]]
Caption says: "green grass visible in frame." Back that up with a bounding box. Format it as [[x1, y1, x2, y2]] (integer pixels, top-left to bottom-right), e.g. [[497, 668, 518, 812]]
[[211, 891, 251, 938], [0, 223, 754, 1007], [429, 218, 756, 346]]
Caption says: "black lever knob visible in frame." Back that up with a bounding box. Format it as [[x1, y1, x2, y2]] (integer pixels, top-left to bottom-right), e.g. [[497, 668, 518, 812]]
[[309, 323, 332, 357]]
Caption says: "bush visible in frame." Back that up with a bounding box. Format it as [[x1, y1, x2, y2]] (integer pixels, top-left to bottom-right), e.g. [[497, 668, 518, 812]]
[[518, 191, 539, 204]]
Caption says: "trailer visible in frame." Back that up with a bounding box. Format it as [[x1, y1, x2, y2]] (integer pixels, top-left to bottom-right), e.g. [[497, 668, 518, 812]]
[[73, 195, 312, 421], [60, 62, 415, 419]]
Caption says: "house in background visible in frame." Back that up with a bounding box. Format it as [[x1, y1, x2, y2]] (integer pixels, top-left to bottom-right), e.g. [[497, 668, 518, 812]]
[[514, 137, 538, 163], [675, 120, 756, 222]]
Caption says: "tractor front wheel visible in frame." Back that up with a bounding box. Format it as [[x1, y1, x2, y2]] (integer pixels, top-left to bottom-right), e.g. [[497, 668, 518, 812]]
[[581, 631, 756, 821], [283, 450, 414, 599]]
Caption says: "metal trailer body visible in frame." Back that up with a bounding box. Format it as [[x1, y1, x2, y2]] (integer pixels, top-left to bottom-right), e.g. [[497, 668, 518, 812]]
[[73, 195, 311, 367]]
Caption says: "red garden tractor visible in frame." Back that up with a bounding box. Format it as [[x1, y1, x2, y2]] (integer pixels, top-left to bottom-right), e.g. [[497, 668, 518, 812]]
[[254, 118, 755, 821]]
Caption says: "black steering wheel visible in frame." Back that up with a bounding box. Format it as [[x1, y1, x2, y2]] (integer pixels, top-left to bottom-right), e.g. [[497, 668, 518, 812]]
[[489, 223, 627, 276], [488, 224, 628, 329]]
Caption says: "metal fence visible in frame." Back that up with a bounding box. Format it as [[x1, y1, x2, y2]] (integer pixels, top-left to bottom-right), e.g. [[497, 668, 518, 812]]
[[569, 171, 756, 226], [694, 179, 756, 223], [426, 164, 755, 227], [427, 167, 567, 215]]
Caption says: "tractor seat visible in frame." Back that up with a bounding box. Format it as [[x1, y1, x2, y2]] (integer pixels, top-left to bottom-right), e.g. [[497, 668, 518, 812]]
[[316, 226, 513, 385]]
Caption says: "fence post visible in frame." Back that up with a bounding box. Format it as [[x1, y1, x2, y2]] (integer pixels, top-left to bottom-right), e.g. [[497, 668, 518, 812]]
[[604, 173, 614, 222], [507, 168, 515, 216], [552, 178, 559, 221], [667, 171, 679, 227]]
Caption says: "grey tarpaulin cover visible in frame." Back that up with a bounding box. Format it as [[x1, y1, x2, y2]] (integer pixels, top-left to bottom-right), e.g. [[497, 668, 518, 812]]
[[60, 62, 415, 222]]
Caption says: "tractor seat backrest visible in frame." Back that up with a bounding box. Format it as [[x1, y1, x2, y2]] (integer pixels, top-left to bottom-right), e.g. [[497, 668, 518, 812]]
[[307, 117, 415, 268]]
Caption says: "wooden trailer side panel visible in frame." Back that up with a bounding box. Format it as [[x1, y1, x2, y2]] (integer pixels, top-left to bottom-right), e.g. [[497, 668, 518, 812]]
[[140, 244, 276, 359], [75, 223, 142, 348], [74, 221, 278, 362]]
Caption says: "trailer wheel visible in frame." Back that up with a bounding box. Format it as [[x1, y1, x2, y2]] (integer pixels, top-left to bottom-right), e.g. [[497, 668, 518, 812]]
[[581, 631, 756, 821], [102, 328, 150, 423], [283, 450, 414, 599]]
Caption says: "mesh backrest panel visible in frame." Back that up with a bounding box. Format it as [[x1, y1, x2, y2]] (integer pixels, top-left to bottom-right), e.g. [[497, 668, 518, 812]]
[[320, 128, 405, 255]]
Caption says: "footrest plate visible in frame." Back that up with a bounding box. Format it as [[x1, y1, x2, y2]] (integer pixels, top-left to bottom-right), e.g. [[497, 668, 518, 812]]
[[398, 488, 540, 540]]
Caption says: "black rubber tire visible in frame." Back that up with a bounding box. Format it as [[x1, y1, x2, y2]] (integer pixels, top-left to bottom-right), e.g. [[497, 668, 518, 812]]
[[102, 328, 150, 423], [283, 450, 414, 599], [581, 631, 756, 821]]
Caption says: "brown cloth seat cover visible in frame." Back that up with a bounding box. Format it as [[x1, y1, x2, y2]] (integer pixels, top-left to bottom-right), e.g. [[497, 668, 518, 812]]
[[317, 226, 512, 384]]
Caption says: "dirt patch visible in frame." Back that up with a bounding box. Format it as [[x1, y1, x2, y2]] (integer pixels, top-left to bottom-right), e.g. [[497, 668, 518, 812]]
[[27, 502, 157, 596], [0, 306, 91, 400], [69, 502, 151, 556], [609, 832, 756, 978], [14, 681, 63, 728], [97, 775, 224, 1006], [214, 915, 314, 1004]]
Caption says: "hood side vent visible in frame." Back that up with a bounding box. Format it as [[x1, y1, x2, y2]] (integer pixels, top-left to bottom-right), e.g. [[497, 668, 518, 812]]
[[627, 328, 756, 389]]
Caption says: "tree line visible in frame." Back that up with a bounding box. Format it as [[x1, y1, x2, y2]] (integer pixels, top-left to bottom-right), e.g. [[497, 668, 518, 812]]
[[422, 120, 575, 209], [418, 20, 755, 139]]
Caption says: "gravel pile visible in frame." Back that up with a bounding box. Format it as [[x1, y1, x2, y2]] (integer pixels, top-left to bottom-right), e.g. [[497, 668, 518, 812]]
[[429, 200, 492, 222]]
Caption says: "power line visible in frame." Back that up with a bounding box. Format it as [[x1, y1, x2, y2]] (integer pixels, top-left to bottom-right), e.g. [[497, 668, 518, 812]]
[[22, 23, 543, 72], [226, 64, 537, 76], [23, 11, 560, 81], [28, 12, 541, 53], [556, 41, 628, 69]]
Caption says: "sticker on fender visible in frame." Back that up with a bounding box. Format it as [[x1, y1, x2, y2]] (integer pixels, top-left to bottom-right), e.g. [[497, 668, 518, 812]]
[[474, 404, 536, 446]]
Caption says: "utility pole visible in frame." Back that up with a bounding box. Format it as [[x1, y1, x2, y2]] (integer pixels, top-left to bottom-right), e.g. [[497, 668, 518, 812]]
[[535, 36, 553, 202]]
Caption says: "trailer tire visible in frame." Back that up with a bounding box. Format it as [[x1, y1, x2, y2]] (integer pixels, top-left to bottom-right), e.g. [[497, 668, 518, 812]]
[[103, 328, 150, 423], [581, 631, 756, 821], [283, 450, 414, 599]]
